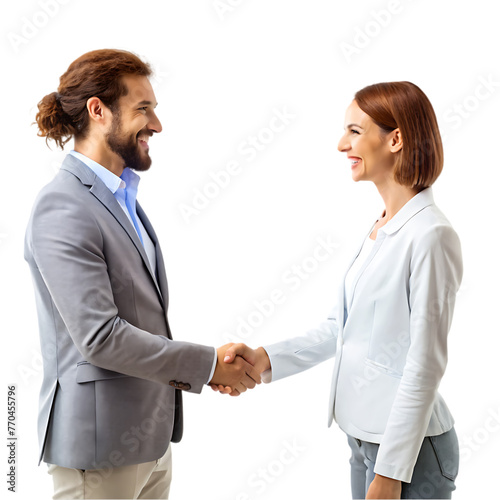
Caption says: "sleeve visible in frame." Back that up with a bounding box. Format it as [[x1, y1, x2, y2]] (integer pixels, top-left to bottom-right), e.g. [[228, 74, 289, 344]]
[[374, 224, 463, 482], [27, 189, 215, 393], [262, 306, 339, 383]]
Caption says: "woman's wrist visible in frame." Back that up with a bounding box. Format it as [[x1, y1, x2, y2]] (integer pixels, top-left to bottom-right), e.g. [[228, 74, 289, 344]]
[[366, 474, 402, 499], [255, 346, 271, 372]]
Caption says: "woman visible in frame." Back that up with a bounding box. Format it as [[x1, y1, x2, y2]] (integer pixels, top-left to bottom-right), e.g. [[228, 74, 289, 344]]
[[215, 82, 462, 499]]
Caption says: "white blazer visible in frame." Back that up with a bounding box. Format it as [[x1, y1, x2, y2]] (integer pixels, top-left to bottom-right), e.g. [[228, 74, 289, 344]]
[[263, 188, 463, 482]]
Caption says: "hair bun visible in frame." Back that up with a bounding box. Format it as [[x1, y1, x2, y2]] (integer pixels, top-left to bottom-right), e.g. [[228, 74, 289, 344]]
[[35, 91, 75, 150]]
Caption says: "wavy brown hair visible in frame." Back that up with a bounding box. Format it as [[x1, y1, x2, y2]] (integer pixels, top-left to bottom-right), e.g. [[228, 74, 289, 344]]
[[35, 49, 152, 149], [354, 82, 443, 191]]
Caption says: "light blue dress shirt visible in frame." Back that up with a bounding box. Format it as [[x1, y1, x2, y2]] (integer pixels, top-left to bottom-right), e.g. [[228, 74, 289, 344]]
[[69, 150, 156, 275], [68, 150, 217, 382]]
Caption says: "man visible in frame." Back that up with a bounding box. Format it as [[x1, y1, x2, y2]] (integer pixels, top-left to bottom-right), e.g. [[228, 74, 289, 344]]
[[25, 49, 259, 499]]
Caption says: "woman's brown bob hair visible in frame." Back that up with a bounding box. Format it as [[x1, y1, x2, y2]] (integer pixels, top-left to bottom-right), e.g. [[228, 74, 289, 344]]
[[354, 81, 443, 191], [35, 49, 152, 149]]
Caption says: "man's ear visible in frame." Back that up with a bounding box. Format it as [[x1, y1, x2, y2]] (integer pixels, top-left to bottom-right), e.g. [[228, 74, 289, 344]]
[[389, 128, 403, 153], [86, 97, 111, 126]]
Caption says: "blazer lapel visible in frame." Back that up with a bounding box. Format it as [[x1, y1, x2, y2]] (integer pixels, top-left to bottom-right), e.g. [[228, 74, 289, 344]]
[[137, 202, 169, 311], [60, 155, 165, 307], [341, 221, 381, 326], [344, 188, 436, 315]]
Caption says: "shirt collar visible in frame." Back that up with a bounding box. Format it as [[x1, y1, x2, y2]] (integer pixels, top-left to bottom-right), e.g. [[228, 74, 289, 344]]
[[69, 150, 125, 194], [119, 165, 141, 195], [380, 187, 435, 236]]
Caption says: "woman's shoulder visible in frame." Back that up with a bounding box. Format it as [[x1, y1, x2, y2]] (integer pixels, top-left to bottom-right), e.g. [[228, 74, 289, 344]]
[[407, 203, 461, 261], [414, 201, 456, 230], [395, 200, 461, 261]]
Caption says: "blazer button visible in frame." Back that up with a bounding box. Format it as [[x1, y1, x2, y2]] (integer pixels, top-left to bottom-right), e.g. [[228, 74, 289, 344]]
[[169, 380, 191, 391]]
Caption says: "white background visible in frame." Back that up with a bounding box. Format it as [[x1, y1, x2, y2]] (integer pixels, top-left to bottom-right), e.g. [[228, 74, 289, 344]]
[[2, 0, 499, 499]]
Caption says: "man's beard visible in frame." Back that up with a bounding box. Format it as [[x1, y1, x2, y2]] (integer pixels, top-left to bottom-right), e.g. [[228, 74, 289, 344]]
[[106, 112, 152, 172]]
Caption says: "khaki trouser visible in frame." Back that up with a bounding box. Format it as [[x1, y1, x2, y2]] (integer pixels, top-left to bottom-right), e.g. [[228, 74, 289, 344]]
[[47, 445, 172, 499]]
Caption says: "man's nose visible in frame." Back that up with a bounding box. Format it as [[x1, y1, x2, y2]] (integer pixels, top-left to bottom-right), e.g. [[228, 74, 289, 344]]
[[148, 112, 162, 134]]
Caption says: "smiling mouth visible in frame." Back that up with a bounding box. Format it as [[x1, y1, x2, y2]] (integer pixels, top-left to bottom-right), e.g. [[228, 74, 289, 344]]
[[138, 137, 149, 151], [348, 157, 361, 167]]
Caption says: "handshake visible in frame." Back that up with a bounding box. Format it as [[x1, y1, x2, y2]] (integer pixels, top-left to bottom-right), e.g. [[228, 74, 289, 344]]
[[209, 343, 270, 396]]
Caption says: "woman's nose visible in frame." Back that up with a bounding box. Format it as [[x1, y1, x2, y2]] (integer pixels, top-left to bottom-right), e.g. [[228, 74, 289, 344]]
[[338, 134, 350, 152]]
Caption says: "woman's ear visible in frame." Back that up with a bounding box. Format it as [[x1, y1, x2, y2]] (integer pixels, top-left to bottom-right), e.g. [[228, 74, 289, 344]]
[[389, 128, 403, 153]]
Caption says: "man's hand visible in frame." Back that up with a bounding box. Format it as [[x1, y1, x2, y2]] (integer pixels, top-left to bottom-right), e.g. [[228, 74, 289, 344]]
[[225, 343, 271, 373], [211, 343, 271, 396], [366, 474, 402, 499], [209, 343, 262, 395]]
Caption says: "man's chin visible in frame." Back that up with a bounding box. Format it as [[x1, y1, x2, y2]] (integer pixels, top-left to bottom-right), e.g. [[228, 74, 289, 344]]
[[130, 149, 152, 172], [131, 163, 151, 172], [130, 160, 151, 172]]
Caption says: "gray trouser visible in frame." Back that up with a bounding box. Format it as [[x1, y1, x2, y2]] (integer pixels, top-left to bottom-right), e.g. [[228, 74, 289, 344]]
[[347, 427, 459, 499]]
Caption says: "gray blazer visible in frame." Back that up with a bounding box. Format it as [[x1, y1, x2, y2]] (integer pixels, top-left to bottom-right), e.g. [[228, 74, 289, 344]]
[[24, 154, 215, 470]]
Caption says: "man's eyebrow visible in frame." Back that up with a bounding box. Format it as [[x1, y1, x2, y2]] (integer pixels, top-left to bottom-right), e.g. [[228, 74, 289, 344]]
[[136, 100, 158, 108]]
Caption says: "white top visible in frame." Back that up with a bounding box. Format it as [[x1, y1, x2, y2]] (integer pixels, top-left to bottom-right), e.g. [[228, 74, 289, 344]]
[[344, 236, 375, 312]]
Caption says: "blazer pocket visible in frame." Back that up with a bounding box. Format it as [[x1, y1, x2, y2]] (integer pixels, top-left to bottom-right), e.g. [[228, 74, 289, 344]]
[[367, 301, 409, 377], [364, 358, 402, 379], [76, 361, 130, 384]]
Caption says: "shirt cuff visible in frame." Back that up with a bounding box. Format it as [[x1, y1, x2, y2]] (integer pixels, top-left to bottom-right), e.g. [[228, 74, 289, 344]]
[[206, 347, 217, 384], [261, 368, 272, 383]]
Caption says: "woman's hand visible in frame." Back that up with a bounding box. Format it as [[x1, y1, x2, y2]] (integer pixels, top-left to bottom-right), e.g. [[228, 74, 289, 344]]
[[366, 474, 402, 499], [224, 344, 271, 372]]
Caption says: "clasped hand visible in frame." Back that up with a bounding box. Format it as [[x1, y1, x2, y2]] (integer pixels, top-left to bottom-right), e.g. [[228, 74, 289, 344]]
[[209, 343, 270, 396]]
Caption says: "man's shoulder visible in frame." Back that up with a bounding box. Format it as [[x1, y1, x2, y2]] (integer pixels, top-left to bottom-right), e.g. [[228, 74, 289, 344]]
[[37, 154, 95, 194], [33, 168, 88, 208], [27, 163, 103, 235]]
